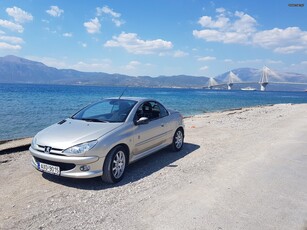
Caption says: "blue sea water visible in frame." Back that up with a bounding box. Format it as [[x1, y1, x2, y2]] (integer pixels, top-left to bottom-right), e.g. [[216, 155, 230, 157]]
[[1, 83, 307, 141]]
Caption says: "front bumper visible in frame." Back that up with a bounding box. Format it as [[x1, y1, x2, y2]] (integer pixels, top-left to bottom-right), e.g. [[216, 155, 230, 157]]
[[29, 146, 104, 178]]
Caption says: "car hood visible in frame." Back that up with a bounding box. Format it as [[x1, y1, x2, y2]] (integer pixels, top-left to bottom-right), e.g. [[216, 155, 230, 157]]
[[35, 118, 122, 149]]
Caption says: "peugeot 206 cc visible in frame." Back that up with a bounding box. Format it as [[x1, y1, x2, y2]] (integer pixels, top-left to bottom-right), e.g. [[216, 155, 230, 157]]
[[29, 97, 184, 183]]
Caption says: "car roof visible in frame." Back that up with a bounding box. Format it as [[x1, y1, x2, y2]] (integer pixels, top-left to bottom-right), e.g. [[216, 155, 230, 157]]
[[106, 97, 156, 103]]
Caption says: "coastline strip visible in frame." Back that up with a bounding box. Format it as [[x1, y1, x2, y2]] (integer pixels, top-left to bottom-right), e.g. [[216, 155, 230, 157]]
[[0, 137, 32, 155]]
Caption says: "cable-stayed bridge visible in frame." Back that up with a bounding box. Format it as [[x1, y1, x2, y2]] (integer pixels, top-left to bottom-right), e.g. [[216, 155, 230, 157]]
[[206, 66, 307, 91]]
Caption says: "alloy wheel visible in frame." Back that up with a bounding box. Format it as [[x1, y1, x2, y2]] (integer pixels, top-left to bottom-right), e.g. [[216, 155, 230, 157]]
[[175, 130, 183, 149], [112, 150, 126, 179]]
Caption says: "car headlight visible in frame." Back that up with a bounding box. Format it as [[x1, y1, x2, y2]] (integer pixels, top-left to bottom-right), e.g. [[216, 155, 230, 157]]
[[63, 140, 97, 155], [31, 137, 38, 149]]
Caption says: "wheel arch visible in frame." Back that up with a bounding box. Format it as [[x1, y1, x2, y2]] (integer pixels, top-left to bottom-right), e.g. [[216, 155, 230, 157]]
[[109, 143, 130, 164], [177, 126, 185, 138], [101, 143, 130, 183]]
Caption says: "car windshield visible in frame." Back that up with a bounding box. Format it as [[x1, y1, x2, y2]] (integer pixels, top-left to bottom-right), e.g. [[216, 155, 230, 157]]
[[72, 99, 137, 123]]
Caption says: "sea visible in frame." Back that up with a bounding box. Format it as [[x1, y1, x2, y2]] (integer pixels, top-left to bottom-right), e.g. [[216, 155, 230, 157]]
[[1, 83, 307, 141]]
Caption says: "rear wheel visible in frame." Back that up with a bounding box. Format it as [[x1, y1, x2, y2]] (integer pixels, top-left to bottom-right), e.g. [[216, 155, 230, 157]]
[[171, 128, 184, 151], [102, 146, 127, 183]]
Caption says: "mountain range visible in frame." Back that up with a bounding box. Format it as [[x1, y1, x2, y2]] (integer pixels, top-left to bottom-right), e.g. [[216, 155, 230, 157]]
[[1, 55, 307, 90]]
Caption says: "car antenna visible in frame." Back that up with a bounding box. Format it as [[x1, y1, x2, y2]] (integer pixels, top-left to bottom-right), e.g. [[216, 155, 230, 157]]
[[119, 86, 128, 99]]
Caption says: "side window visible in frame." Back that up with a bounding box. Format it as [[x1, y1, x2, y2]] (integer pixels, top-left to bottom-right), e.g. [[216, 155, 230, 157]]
[[135, 101, 169, 121], [135, 102, 152, 120], [157, 102, 169, 118], [151, 102, 161, 119]]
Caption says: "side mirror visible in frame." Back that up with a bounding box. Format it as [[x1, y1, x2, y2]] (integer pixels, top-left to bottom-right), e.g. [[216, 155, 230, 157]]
[[135, 117, 149, 125]]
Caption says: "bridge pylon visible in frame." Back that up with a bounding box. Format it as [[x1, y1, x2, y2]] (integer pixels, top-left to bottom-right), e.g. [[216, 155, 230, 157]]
[[259, 66, 270, 91], [207, 77, 218, 89], [260, 82, 268, 91], [227, 71, 237, 90]]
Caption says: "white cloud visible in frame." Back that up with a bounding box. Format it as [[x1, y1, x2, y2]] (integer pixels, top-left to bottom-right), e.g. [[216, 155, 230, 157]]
[[200, 66, 209, 71], [6, 7, 33, 23], [173, 50, 189, 57], [0, 19, 24, 33], [266, 59, 283, 64], [193, 29, 249, 44], [79, 42, 87, 48], [26, 56, 69, 69], [84, 18, 101, 34], [96, 6, 124, 27], [26, 56, 112, 72], [0, 42, 21, 50], [104, 32, 173, 54], [125, 61, 141, 70], [72, 60, 112, 72], [194, 9, 307, 54], [274, 45, 304, 54], [0, 35, 23, 44], [198, 56, 216, 61], [46, 6, 64, 17], [216, 8, 226, 13], [224, 59, 233, 62], [285, 60, 307, 74], [238, 59, 262, 64], [253, 27, 307, 53], [232, 11, 257, 33], [44, 27, 57, 34], [63, 32, 72, 37], [194, 10, 256, 44], [198, 15, 229, 29], [97, 6, 120, 18], [112, 18, 125, 27], [253, 27, 301, 47]]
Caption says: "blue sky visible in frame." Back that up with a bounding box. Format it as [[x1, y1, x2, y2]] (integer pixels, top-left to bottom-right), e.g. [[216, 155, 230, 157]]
[[0, 0, 306, 77]]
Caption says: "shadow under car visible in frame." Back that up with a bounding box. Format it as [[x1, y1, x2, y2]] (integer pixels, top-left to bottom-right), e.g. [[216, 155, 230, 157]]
[[41, 142, 200, 190]]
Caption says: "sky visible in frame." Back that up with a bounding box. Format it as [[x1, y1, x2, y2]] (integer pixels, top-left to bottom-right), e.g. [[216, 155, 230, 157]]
[[0, 0, 306, 77]]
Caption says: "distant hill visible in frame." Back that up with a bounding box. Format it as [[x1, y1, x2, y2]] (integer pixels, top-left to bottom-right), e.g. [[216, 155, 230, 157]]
[[0, 55, 63, 83], [0, 55, 209, 88], [0, 55, 307, 90]]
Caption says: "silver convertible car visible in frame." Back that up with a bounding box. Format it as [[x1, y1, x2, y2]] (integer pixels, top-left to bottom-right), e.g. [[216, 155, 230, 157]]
[[29, 97, 184, 183]]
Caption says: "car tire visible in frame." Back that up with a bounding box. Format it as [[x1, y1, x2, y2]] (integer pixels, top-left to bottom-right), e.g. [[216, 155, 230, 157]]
[[171, 128, 184, 152], [102, 146, 127, 183]]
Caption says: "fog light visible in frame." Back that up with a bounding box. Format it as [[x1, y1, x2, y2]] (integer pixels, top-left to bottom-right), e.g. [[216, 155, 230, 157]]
[[80, 165, 90, 171]]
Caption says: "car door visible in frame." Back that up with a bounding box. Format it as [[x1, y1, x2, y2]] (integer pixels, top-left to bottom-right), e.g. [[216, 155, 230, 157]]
[[133, 101, 169, 155]]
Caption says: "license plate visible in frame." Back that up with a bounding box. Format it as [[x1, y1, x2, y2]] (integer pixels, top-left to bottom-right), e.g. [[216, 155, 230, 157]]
[[38, 162, 60, 176]]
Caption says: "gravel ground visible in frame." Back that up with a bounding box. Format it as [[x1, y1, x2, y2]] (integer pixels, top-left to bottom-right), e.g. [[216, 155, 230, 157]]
[[0, 104, 307, 230]]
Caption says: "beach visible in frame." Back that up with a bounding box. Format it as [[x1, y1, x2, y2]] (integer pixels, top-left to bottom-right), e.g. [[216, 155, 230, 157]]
[[0, 103, 306, 229]]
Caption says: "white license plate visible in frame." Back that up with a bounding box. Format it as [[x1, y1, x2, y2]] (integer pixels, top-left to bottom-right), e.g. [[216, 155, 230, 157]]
[[38, 162, 60, 176]]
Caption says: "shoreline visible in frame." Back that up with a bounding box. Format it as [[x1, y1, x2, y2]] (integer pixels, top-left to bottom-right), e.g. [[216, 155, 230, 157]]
[[0, 137, 32, 155], [2, 85, 307, 141], [0, 103, 303, 153], [0, 103, 286, 143], [0, 137, 32, 145]]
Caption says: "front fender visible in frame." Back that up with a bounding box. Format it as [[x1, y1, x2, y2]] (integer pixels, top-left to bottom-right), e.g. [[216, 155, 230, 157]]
[[86, 123, 136, 160]]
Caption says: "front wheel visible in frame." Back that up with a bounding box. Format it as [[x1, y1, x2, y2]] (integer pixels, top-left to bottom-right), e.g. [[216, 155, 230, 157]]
[[102, 146, 127, 183], [171, 128, 184, 152]]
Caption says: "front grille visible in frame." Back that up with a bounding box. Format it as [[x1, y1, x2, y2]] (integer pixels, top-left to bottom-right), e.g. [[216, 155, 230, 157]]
[[34, 157, 76, 171], [37, 145, 64, 156]]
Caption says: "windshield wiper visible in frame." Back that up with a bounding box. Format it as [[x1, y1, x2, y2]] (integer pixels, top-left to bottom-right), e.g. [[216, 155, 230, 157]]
[[81, 118, 108, 123]]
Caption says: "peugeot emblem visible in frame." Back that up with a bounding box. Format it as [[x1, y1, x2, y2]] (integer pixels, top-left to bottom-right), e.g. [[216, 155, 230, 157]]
[[45, 146, 52, 153]]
